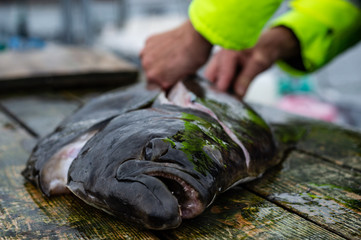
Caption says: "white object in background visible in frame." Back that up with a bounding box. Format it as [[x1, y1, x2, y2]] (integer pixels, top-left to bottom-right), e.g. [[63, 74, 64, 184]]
[[97, 15, 187, 56], [244, 67, 280, 106]]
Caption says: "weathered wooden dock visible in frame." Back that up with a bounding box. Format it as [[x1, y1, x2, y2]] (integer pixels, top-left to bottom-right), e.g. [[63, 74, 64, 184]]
[[0, 49, 360, 239]]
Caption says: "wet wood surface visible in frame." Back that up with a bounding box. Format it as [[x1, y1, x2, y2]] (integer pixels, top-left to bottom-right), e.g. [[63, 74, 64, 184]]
[[0, 45, 138, 90], [1, 86, 361, 239]]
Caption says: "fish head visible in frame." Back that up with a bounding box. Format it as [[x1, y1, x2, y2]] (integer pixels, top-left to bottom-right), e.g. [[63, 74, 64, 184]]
[[67, 105, 235, 229]]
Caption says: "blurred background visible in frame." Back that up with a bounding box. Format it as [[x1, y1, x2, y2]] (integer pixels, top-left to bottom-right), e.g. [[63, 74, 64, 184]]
[[0, 0, 360, 130]]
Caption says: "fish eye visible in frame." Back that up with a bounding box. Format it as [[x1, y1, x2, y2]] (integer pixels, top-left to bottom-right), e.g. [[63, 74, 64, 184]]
[[144, 138, 170, 161], [145, 144, 153, 160]]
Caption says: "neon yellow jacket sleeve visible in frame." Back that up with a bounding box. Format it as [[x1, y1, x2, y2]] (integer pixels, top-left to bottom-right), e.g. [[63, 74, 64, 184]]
[[189, 0, 361, 75], [272, 0, 361, 74], [189, 0, 283, 50]]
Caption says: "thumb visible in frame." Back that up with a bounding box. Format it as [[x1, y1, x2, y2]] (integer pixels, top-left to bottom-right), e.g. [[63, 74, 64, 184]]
[[234, 52, 273, 98]]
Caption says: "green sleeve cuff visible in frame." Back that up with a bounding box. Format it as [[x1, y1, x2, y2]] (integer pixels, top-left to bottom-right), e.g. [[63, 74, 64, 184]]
[[189, 0, 282, 50], [272, 0, 361, 74]]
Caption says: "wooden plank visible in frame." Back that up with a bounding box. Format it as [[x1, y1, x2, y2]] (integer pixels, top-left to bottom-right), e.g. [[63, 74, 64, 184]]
[[269, 120, 361, 172], [296, 121, 361, 172], [0, 94, 80, 137], [0, 112, 158, 239], [0, 45, 138, 90], [0, 112, 36, 169], [245, 151, 361, 239], [0, 84, 144, 138], [159, 186, 343, 239], [253, 103, 361, 172]]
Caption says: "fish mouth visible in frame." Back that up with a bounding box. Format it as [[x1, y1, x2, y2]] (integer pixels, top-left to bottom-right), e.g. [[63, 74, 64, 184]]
[[115, 160, 208, 228], [146, 171, 205, 219]]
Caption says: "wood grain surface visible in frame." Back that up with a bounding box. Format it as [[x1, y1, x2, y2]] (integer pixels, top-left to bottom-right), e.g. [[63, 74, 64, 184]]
[[1, 87, 360, 239], [245, 151, 361, 239]]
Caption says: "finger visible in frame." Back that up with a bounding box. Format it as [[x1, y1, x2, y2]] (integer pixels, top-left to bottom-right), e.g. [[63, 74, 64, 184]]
[[204, 52, 220, 83], [141, 38, 175, 76], [234, 52, 272, 98], [146, 55, 183, 90], [216, 52, 238, 91], [141, 32, 175, 65], [146, 82, 161, 91]]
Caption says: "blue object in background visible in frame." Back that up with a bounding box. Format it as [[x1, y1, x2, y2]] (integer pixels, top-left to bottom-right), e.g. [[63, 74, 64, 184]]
[[7, 36, 46, 51], [277, 73, 315, 96]]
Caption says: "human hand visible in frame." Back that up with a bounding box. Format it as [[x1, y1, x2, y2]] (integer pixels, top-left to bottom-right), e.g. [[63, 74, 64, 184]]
[[205, 27, 301, 98], [140, 20, 212, 90]]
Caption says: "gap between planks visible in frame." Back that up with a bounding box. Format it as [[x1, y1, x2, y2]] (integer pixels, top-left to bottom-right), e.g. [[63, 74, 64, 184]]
[[297, 148, 361, 174], [0, 103, 39, 138]]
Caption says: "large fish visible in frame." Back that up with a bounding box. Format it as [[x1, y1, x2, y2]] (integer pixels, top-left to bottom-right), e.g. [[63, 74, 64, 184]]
[[22, 78, 279, 230]]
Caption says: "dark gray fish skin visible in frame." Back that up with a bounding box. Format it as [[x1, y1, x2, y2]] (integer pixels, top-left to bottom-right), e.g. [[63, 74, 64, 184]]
[[68, 105, 251, 229], [22, 83, 160, 195], [23, 78, 278, 230]]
